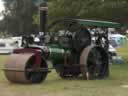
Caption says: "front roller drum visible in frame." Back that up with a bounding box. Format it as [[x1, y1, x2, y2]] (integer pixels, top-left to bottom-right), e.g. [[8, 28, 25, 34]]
[[80, 45, 109, 80], [4, 54, 48, 83]]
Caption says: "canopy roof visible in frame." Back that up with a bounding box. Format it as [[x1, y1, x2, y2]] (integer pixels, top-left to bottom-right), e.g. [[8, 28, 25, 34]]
[[76, 19, 122, 28]]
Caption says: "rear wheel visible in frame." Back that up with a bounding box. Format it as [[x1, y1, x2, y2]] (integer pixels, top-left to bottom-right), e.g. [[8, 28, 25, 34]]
[[80, 45, 109, 80]]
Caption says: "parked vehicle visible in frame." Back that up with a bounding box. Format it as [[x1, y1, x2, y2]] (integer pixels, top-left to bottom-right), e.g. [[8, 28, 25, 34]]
[[0, 37, 22, 54]]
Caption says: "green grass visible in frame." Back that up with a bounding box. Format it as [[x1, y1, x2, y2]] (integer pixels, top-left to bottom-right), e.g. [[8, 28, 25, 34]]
[[0, 44, 128, 96]]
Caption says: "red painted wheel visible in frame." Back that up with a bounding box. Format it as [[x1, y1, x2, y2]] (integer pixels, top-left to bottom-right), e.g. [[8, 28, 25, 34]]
[[4, 53, 48, 83]]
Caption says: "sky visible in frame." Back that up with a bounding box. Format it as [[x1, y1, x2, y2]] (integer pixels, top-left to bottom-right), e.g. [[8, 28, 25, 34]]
[[0, 0, 4, 20]]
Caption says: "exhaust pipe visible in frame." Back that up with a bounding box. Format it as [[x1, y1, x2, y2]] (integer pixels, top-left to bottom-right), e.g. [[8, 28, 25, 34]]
[[39, 1, 48, 45]]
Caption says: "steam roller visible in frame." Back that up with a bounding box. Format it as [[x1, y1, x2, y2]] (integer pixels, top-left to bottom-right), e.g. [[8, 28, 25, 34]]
[[4, 49, 48, 83], [3, 42, 108, 83], [3, 1, 122, 83], [3, 18, 121, 83]]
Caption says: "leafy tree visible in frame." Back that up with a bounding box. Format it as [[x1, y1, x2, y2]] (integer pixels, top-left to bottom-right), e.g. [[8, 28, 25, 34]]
[[1, 0, 38, 35], [48, 0, 128, 24], [1, 0, 128, 35]]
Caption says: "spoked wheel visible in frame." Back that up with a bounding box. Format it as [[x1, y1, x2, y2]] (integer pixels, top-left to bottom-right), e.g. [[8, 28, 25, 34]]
[[4, 54, 48, 83], [80, 45, 108, 80]]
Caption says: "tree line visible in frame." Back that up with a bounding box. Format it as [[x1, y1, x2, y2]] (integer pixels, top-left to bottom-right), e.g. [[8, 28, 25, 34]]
[[0, 0, 128, 36]]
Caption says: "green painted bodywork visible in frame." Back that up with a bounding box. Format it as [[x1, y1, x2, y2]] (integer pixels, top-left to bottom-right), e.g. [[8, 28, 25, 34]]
[[48, 45, 71, 64], [76, 19, 121, 28], [45, 19, 121, 64]]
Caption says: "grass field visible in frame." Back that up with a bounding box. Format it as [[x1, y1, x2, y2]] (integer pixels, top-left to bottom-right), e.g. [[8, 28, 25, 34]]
[[0, 44, 128, 96]]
